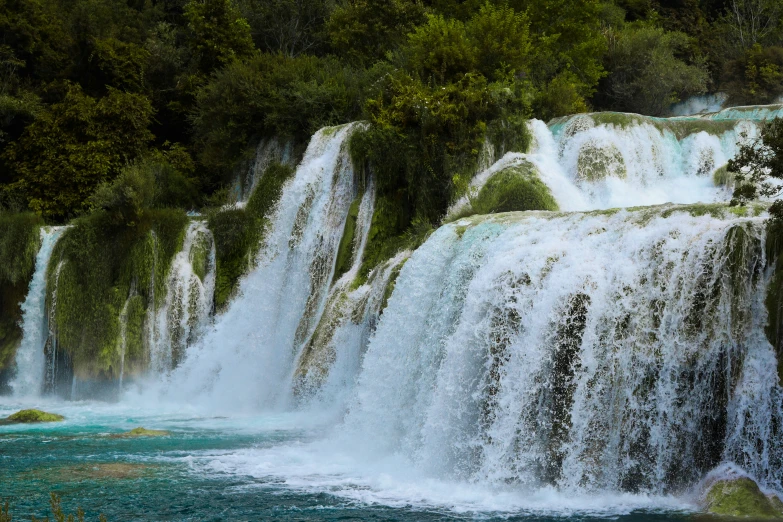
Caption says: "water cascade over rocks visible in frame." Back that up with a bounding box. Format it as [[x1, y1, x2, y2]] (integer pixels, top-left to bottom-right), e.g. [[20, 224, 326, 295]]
[[6, 105, 783, 509], [10, 227, 66, 396]]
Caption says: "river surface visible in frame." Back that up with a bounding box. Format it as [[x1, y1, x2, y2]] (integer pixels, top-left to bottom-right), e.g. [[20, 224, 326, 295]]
[[1, 398, 705, 521]]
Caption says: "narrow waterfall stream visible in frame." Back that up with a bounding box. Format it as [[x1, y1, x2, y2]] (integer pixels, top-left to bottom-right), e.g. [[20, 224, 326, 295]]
[[10, 227, 65, 396]]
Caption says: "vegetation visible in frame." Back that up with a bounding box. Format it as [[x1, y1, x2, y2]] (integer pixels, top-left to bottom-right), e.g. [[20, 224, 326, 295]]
[[1, 493, 107, 522], [111, 426, 170, 438], [2, 409, 64, 423], [0, 212, 42, 379], [704, 477, 783, 518], [729, 117, 783, 218]]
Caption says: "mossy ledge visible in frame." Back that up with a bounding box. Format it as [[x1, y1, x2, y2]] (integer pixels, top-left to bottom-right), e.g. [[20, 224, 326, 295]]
[[110, 426, 170, 438], [209, 161, 295, 312], [1, 409, 65, 424], [703, 477, 783, 518], [49, 209, 189, 382]]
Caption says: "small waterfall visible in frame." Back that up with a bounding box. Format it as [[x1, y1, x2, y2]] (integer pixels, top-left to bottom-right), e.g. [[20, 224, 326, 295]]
[[117, 287, 134, 392], [150, 221, 216, 372], [42, 259, 64, 395], [162, 124, 361, 411], [339, 207, 781, 494], [10, 227, 65, 396]]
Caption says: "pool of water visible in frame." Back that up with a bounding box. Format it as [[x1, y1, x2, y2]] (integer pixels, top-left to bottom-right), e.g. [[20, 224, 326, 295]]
[[0, 398, 708, 521]]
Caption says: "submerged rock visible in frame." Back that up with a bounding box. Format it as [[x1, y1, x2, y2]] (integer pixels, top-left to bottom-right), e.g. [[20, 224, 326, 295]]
[[703, 476, 783, 518], [1, 409, 64, 424], [111, 426, 170, 438]]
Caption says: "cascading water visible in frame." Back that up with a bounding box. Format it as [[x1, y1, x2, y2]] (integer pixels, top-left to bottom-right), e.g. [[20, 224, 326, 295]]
[[159, 123, 362, 411], [149, 221, 216, 373], [10, 227, 65, 396], [338, 208, 781, 496]]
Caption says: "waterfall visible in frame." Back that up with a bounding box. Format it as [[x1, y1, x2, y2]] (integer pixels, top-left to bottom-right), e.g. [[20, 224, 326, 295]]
[[160, 123, 362, 411], [150, 221, 216, 373], [10, 227, 65, 396], [339, 207, 781, 494]]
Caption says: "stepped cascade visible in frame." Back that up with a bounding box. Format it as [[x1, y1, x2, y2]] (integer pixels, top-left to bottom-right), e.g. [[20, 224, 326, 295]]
[[4, 106, 783, 511]]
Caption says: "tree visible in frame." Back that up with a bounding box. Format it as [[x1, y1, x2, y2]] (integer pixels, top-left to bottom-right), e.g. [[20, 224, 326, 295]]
[[598, 24, 709, 115], [728, 117, 783, 220], [718, 0, 782, 53], [237, 0, 330, 56], [183, 0, 255, 74], [3, 83, 154, 220], [326, 0, 426, 66]]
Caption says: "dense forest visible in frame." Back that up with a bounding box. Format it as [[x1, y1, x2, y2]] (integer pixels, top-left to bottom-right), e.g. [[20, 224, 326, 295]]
[[1, 0, 781, 226]]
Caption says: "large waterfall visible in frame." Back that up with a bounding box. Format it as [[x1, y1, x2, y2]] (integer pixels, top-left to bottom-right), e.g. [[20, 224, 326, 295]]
[[5, 105, 783, 513]]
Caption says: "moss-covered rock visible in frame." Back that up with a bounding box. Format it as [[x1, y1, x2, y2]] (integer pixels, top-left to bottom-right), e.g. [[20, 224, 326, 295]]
[[2, 409, 65, 423], [334, 196, 361, 281], [576, 142, 626, 181], [471, 162, 558, 216], [111, 426, 170, 438], [703, 477, 783, 518], [209, 162, 294, 311]]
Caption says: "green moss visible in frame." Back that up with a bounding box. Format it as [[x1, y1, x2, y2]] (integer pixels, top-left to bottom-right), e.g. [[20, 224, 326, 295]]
[[588, 112, 738, 139], [189, 227, 212, 282], [470, 163, 558, 218], [3, 409, 64, 423], [380, 259, 407, 314], [704, 477, 783, 518], [111, 426, 170, 438], [0, 212, 44, 285], [577, 143, 626, 181], [765, 221, 783, 384], [210, 162, 295, 311], [334, 197, 362, 281], [50, 208, 188, 380], [714, 164, 736, 187]]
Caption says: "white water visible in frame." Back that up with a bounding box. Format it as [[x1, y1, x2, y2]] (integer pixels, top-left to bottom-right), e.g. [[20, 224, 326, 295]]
[[149, 221, 216, 372], [10, 227, 65, 396], [9, 106, 783, 515], [155, 124, 362, 411]]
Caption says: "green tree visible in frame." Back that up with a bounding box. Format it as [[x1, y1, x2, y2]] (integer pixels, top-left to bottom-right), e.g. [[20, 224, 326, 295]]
[[183, 0, 254, 73], [237, 0, 330, 56], [465, 2, 531, 81], [510, 0, 607, 118], [3, 83, 154, 220], [728, 117, 783, 219], [406, 14, 477, 83], [326, 0, 426, 65], [598, 24, 708, 115]]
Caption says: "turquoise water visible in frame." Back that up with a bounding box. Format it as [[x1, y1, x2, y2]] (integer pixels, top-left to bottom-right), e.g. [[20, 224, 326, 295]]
[[0, 399, 707, 521]]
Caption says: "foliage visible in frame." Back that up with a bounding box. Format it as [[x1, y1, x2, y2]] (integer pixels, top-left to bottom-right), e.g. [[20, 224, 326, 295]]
[[728, 118, 783, 220], [192, 53, 372, 180], [597, 24, 708, 115], [0, 211, 42, 284], [237, 0, 330, 56], [183, 0, 254, 74], [3, 83, 154, 221], [326, 0, 426, 66], [721, 45, 783, 105]]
